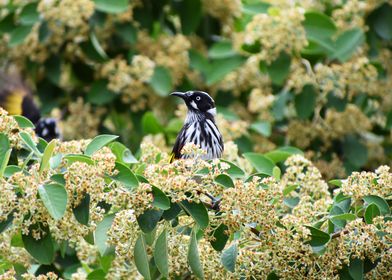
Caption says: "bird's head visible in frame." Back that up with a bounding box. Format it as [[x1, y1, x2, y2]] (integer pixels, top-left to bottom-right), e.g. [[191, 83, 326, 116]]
[[35, 118, 61, 141], [171, 90, 216, 116]]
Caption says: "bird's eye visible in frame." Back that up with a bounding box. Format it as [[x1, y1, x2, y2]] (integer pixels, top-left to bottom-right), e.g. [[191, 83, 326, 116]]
[[196, 96, 201, 101]]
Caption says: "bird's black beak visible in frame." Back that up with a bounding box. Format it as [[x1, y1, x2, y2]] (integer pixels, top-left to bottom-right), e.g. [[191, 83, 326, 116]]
[[170, 92, 187, 100]]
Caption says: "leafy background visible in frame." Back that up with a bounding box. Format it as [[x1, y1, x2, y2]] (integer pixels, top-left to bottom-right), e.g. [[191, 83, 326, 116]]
[[0, 0, 392, 279]]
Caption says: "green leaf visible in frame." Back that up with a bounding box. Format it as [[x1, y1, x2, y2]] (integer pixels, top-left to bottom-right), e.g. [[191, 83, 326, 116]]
[[64, 154, 94, 166], [368, 3, 392, 41], [142, 112, 164, 134], [210, 224, 229, 251], [0, 13, 15, 35], [188, 227, 204, 279], [242, 2, 270, 15], [13, 115, 35, 128], [95, 214, 115, 256], [87, 269, 106, 280], [363, 195, 390, 215], [283, 184, 298, 196], [0, 133, 11, 178], [209, 41, 235, 59], [115, 22, 138, 44], [265, 52, 291, 86], [303, 12, 337, 40], [348, 258, 364, 280], [94, 0, 129, 14], [177, 0, 202, 35], [108, 142, 138, 165], [134, 234, 152, 280], [250, 121, 271, 137], [137, 209, 163, 233], [85, 134, 119, 156], [0, 211, 14, 234], [20, 3, 39, 25], [73, 194, 90, 225], [243, 153, 275, 176], [152, 186, 170, 210], [214, 174, 234, 188], [206, 56, 245, 86], [112, 162, 139, 190], [189, 49, 209, 73], [179, 200, 209, 229], [265, 147, 303, 164], [283, 197, 300, 208], [305, 226, 331, 248], [272, 166, 281, 180], [154, 229, 169, 277], [22, 224, 54, 265], [87, 80, 115, 105], [295, 84, 317, 119], [364, 203, 380, 224], [149, 66, 172, 96], [342, 135, 368, 168], [220, 160, 245, 179], [38, 183, 68, 220], [162, 202, 182, 221], [331, 28, 365, 62], [19, 131, 41, 157], [330, 213, 356, 226], [80, 32, 108, 62], [4, 165, 22, 177], [221, 243, 237, 273], [39, 139, 56, 175], [329, 179, 343, 187], [9, 25, 32, 47]]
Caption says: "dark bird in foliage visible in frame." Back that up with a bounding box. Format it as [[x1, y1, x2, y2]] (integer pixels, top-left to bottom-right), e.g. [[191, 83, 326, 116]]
[[170, 90, 223, 162], [0, 71, 61, 141]]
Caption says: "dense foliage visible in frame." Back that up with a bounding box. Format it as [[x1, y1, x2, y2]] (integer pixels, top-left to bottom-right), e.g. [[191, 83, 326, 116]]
[[0, 0, 392, 279]]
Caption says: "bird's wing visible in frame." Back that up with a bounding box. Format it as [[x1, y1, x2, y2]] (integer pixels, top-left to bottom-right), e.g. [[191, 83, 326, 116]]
[[170, 123, 189, 162]]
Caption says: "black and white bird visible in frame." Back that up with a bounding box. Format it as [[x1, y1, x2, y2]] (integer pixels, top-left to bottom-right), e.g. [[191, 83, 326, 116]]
[[0, 71, 61, 141], [170, 90, 224, 162]]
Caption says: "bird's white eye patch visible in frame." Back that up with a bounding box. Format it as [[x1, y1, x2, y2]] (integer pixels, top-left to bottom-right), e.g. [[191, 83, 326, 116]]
[[190, 101, 198, 110], [196, 96, 201, 101], [42, 128, 49, 137]]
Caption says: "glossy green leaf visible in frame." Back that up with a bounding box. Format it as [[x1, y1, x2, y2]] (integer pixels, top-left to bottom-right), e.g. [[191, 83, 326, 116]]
[[188, 228, 204, 279], [295, 84, 317, 119], [149, 66, 172, 96], [303, 12, 337, 40], [87, 80, 116, 105], [154, 229, 169, 277], [134, 234, 152, 280], [19, 131, 41, 156], [214, 174, 235, 188], [177, 0, 202, 35], [152, 186, 170, 210], [348, 258, 364, 280], [108, 142, 138, 164], [283, 185, 298, 196], [305, 226, 331, 248], [4, 165, 22, 177], [209, 41, 235, 59], [242, 2, 270, 15], [331, 28, 365, 62], [85, 134, 119, 156], [265, 52, 291, 85], [329, 179, 343, 188], [73, 194, 90, 225], [211, 224, 229, 251], [112, 161, 139, 189], [9, 25, 32, 47], [20, 3, 39, 25], [364, 203, 380, 224], [221, 243, 237, 273], [87, 269, 106, 280], [0, 133, 11, 178], [13, 115, 34, 128], [368, 3, 392, 40], [343, 136, 368, 168], [243, 153, 275, 176], [38, 183, 68, 220], [142, 111, 164, 134], [180, 200, 209, 229], [22, 224, 54, 264], [206, 56, 245, 85], [250, 121, 271, 137], [264, 146, 303, 164], [95, 214, 115, 256], [64, 154, 94, 165], [220, 160, 245, 179], [115, 22, 138, 44], [39, 139, 56, 174], [363, 195, 390, 215], [137, 209, 163, 233], [94, 0, 129, 14], [162, 202, 182, 221]]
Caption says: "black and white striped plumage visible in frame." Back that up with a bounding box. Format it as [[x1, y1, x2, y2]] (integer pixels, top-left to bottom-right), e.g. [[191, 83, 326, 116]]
[[171, 90, 223, 161]]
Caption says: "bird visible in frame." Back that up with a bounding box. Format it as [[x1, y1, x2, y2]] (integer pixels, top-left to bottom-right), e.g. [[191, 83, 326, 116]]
[[0, 71, 61, 141], [170, 90, 223, 162]]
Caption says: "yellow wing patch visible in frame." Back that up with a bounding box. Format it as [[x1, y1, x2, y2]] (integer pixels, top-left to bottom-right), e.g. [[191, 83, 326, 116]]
[[169, 153, 176, 163], [3, 90, 24, 115]]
